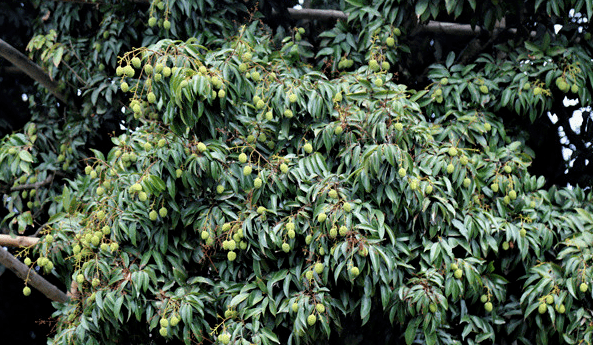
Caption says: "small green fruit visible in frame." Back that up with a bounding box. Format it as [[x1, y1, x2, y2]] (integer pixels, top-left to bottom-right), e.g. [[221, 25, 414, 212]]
[[292, 302, 299, 313], [148, 17, 157, 27], [343, 202, 352, 212], [502, 241, 509, 250], [463, 178, 471, 188], [454, 269, 463, 279], [441, 77, 448, 85], [484, 302, 493, 312], [288, 93, 297, 103], [520, 229, 527, 237], [243, 165, 252, 176], [282, 242, 290, 253], [316, 303, 325, 313], [284, 109, 293, 118], [159, 207, 168, 218], [538, 303, 547, 314], [197, 142, 207, 152], [545, 295, 554, 304], [305, 270, 314, 280], [253, 178, 263, 189], [580, 282, 588, 292], [460, 156, 468, 165], [425, 185, 433, 194], [395, 123, 403, 131], [556, 304, 566, 314], [303, 143, 313, 154], [374, 78, 383, 87], [450, 262, 458, 270], [448, 147, 458, 156], [257, 206, 266, 215], [317, 212, 327, 222], [386, 37, 395, 47], [334, 125, 343, 135], [429, 303, 437, 313], [227, 251, 237, 261], [398, 168, 406, 177], [305, 235, 313, 244], [339, 225, 348, 236], [23, 286, 31, 296], [480, 294, 488, 303], [479, 85, 489, 94], [163, 20, 171, 30], [149, 210, 158, 221], [170, 316, 180, 326], [446, 163, 455, 174], [491, 183, 499, 193], [288, 229, 296, 239], [314, 262, 324, 274], [76, 274, 85, 284], [350, 266, 360, 277], [484, 122, 492, 131], [201, 231, 210, 240], [328, 189, 338, 199], [159, 327, 168, 337], [509, 190, 517, 200], [307, 314, 317, 326], [238, 152, 248, 163]]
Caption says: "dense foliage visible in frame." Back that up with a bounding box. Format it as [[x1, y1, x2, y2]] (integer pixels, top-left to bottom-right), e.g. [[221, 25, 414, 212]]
[[1, 0, 593, 344]]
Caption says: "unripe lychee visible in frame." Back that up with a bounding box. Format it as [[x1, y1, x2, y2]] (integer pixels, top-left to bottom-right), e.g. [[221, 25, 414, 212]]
[[149, 210, 158, 221], [350, 266, 360, 277], [317, 213, 327, 222], [463, 178, 471, 188], [451, 263, 458, 271], [303, 143, 313, 154], [316, 303, 325, 313], [148, 17, 157, 27], [343, 202, 352, 212], [197, 142, 207, 152], [284, 109, 293, 118], [238, 152, 247, 163], [280, 163, 289, 173], [446, 163, 454, 174], [545, 295, 553, 304], [480, 294, 488, 303], [398, 168, 406, 177], [460, 156, 468, 165], [484, 302, 493, 312], [425, 185, 433, 194], [448, 147, 458, 156], [159, 207, 168, 218], [243, 165, 252, 176], [441, 77, 448, 85], [227, 251, 237, 261], [257, 206, 266, 215], [334, 125, 343, 135], [368, 59, 379, 71], [307, 314, 317, 326], [288, 93, 297, 103], [314, 262, 324, 274], [386, 37, 395, 47], [509, 190, 517, 200], [484, 123, 492, 131], [429, 303, 437, 313], [163, 20, 171, 30], [454, 269, 463, 279], [339, 225, 348, 236], [23, 286, 31, 296], [305, 234, 313, 244], [580, 282, 588, 292], [538, 303, 547, 314], [491, 183, 499, 193], [479, 85, 489, 94], [137, 191, 148, 201]]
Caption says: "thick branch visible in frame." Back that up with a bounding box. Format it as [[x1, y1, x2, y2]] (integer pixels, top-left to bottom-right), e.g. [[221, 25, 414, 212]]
[[0, 247, 69, 303], [0, 234, 39, 247], [0, 38, 68, 105], [287, 8, 348, 21], [11, 173, 54, 192]]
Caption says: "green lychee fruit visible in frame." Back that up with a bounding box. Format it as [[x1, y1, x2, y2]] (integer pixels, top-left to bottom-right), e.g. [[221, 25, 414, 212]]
[[148, 17, 157, 27], [201, 231, 210, 240], [394, 28, 401, 36], [159, 207, 168, 218], [76, 274, 85, 284], [131, 57, 141, 69], [480, 294, 488, 303], [491, 183, 499, 193], [23, 286, 31, 296], [307, 314, 317, 326], [317, 213, 327, 222], [149, 210, 158, 221], [288, 93, 297, 103], [343, 202, 352, 212], [197, 142, 207, 152], [395, 123, 403, 131], [446, 163, 455, 174], [556, 304, 566, 314], [520, 229, 527, 237], [545, 295, 553, 304], [339, 225, 348, 236], [334, 125, 343, 135], [288, 229, 296, 239], [509, 190, 517, 200], [398, 168, 406, 177], [484, 302, 493, 312], [217, 184, 225, 194], [316, 303, 325, 313], [580, 282, 588, 292], [368, 59, 379, 71], [425, 185, 433, 194], [374, 78, 384, 87], [314, 262, 324, 274], [305, 270, 314, 280], [454, 269, 463, 279], [328, 189, 338, 199], [538, 303, 547, 314], [571, 84, 579, 93], [448, 147, 458, 156], [441, 77, 448, 85], [238, 152, 248, 163], [280, 163, 289, 173], [292, 302, 299, 313], [451, 263, 458, 271], [254, 178, 263, 189], [282, 242, 290, 253], [227, 251, 237, 261], [284, 109, 293, 118], [479, 85, 489, 94], [257, 206, 266, 215], [243, 165, 252, 176], [163, 20, 171, 30], [460, 156, 468, 165], [386, 37, 395, 47], [305, 235, 313, 244], [502, 241, 509, 250], [170, 316, 179, 326], [484, 122, 492, 131], [303, 143, 313, 154], [350, 266, 360, 277], [429, 303, 437, 313], [463, 178, 471, 188]]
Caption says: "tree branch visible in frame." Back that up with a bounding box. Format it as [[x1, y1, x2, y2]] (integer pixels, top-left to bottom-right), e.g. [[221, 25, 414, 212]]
[[0, 247, 69, 303], [0, 234, 39, 247], [10, 173, 55, 192], [287, 8, 348, 21], [0, 38, 68, 105]]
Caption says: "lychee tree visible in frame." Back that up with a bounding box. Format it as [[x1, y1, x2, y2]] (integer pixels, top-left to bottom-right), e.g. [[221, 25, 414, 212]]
[[1, 0, 593, 345]]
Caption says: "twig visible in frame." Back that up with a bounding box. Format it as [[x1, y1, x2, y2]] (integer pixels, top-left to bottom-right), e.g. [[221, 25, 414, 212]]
[[0, 247, 69, 303], [0, 38, 68, 105], [0, 234, 39, 247]]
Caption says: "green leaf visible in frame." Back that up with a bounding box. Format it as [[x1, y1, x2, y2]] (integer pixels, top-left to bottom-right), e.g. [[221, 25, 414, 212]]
[[405, 317, 421, 344], [19, 150, 33, 163]]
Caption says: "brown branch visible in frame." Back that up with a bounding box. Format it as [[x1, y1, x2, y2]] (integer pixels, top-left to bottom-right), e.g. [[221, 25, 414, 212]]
[[0, 38, 68, 105], [11, 173, 55, 192], [0, 234, 39, 247], [0, 247, 69, 303], [287, 8, 348, 21]]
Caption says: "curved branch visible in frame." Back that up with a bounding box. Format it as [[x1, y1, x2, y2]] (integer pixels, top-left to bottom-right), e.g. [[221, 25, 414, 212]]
[[0, 247, 69, 303], [0, 38, 68, 105], [0, 234, 39, 247], [11, 173, 55, 192]]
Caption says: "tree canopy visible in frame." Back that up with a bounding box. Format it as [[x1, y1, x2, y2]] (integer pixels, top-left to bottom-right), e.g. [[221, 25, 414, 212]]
[[1, 0, 593, 344]]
